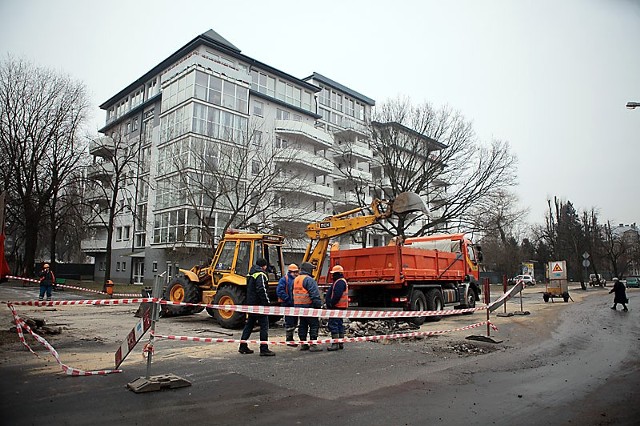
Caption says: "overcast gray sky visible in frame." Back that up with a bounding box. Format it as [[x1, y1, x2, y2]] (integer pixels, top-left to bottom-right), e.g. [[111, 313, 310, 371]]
[[2, 0, 639, 228]]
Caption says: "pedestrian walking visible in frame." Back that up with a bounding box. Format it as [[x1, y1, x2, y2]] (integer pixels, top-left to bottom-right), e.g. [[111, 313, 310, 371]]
[[276, 263, 299, 346], [325, 265, 348, 351], [293, 262, 323, 351], [238, 258, 275, 356], [610, 277, 629, 311], [38, 263, 55, 301]]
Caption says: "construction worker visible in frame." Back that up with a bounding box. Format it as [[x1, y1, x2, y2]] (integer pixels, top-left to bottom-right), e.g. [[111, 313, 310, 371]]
[[293, 262, 322, 351], [325, 265, 348, 351], [38, 263, 55, 301], [238, 258, 275, 356], [276, 263, 299, 346]]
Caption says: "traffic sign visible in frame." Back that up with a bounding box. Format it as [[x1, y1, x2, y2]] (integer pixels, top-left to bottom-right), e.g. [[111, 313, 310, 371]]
[[582, 259, 590, 268], [583, 252, 590, 259]]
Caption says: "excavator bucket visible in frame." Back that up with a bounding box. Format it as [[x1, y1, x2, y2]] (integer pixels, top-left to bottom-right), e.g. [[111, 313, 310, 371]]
[[391, 192, 428, 215]]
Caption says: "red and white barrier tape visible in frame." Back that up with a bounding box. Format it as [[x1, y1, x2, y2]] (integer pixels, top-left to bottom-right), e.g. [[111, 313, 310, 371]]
[[2, 298, 153, 306], [160, 299, 486, 318], [6, 303, 122, 376], [3, 275, 141, 298], [153, 321, 498, 346]]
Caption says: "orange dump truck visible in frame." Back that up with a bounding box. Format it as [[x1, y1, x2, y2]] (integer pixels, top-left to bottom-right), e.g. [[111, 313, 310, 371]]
[[328, 233, 482, 323]]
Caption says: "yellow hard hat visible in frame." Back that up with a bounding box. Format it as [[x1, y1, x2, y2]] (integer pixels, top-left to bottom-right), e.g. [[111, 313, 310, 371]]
[[288, 263, 299, 272], [330, 265, 344, 274]]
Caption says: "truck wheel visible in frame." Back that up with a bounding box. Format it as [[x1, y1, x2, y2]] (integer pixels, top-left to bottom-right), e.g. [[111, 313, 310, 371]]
[[161, 276, 201, 317], [212, 286, 247, 329], [425, 289, 444, 322], [408, 290, 427, 326], [463, 289, 476, 315]]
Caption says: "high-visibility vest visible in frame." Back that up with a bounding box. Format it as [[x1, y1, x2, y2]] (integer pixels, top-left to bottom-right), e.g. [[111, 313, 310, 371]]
[[330, 278, 349, 308], [293, 274, 312, 306]]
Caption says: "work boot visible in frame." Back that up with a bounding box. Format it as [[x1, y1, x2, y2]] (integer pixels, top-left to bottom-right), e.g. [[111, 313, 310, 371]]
[[308, 334, 322, 352], [286, 327, 298, 347], [238, 344, 254, 354], [327, 333, 340, 351], [309, 344, 323, 352], [299, 335, 309, 351], [611, 306, 616, 310], [623, 307, 628, 312], [260, 349, 275, 357], [338, 333, 345, 350]]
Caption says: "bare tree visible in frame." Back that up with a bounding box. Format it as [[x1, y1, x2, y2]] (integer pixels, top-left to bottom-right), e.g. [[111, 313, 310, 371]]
[[0, 56, 89, 276], [168, 128, 311, 254], [366, 97, 518, 238], [84, 127, 141, 287]]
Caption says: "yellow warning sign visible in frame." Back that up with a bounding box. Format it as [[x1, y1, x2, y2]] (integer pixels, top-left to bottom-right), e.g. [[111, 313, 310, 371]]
[[552, 263, 563, 272]]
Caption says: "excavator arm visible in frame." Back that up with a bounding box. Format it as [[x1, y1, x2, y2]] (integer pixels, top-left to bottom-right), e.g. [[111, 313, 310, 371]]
[[302, 192, 427, 282]]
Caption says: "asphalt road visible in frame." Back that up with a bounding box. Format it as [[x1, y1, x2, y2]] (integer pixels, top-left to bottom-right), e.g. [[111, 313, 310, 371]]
[[1, 284, 638, 425]]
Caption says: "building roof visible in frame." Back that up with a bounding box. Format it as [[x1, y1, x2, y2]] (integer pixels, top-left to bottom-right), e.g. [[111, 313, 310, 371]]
[[100, 29, 320, 110], [304, 72, 375, 106]]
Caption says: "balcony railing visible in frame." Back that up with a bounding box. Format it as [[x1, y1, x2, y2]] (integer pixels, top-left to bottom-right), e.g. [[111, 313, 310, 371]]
[[333, 168, 372, 182], [275, 120, 334, 148], [89, 136, 115, 158], [86, 162, 114, 181], [80, 238, 108, 253], [274, 148, 334, 173]]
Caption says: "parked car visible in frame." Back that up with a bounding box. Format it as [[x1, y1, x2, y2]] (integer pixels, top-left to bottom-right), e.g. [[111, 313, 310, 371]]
[[589, 274, 606, 287], [626, 276, 640, 288], [509, 274, 536, 286]]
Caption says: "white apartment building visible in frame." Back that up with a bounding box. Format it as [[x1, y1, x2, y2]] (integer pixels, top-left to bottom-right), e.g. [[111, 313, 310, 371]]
[[82, 29, 388, 285]]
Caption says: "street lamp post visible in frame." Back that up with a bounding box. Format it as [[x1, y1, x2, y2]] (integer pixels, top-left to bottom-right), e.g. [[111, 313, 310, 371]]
[[626, 101, 640, 109]]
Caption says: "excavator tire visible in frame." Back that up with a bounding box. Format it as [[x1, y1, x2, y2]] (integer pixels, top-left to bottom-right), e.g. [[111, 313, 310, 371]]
[[408, 290, 427, 326], [425, 289, 444, 322], [161, 275, 202, 317], [212, 286, 247, 329]]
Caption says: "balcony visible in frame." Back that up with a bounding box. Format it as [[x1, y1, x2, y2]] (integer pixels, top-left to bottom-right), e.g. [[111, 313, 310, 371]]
[[89, 136, 115, 158], [334, 142, 373, 160], [275, 148, 334, 174], [80, 238, 108, 253], [85, 186, 111, 206], [275, 178, 334, 199], [275, 120, 333, 148], [86, 162, 114, 181], [272, 207, 326, 224], [333, 168, 372, 182], [333, 192, 372, 209], [86, 213, 109, 228], [333, 121, 369, 139]]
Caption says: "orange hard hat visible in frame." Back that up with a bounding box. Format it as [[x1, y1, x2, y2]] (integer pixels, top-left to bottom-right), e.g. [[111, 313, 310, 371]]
[[288, 263, 299, 272], [330, 265, 344, 274]]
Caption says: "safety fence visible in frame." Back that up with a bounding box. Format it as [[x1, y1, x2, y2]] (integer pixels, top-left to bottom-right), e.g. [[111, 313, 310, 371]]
[[1, 277, 523, 377]]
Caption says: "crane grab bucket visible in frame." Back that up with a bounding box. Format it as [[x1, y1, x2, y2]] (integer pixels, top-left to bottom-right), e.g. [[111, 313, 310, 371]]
[[391, 192, 428, 215]]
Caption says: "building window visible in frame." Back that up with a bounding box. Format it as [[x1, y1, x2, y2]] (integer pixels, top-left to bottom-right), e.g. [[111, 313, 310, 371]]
[[122, 261, 126, 271], [116, 226, 123, 241], [124, 226, 131, 240], [253, 100, 264, 116], [252, 130, 262, 146], [276, 109, 290, 120], [116, 262, 121, 271], [251, 160, 260, 175], [153, 262, 158, 272]]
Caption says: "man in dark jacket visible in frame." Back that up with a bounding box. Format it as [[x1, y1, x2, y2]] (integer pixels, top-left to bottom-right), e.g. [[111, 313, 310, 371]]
[[293, 262, 323, 351], [238, 258, 275, 356], [276, 263, 299, 346], [610, 277, 629, 311]]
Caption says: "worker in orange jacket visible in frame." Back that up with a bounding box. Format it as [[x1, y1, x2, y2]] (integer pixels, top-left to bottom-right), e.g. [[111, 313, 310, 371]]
[[293, 262, 322, 351], [325, 265, 348, 351]]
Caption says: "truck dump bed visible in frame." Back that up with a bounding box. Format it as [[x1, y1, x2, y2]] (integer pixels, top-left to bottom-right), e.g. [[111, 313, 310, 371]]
[[331, 244, 467, 286]]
